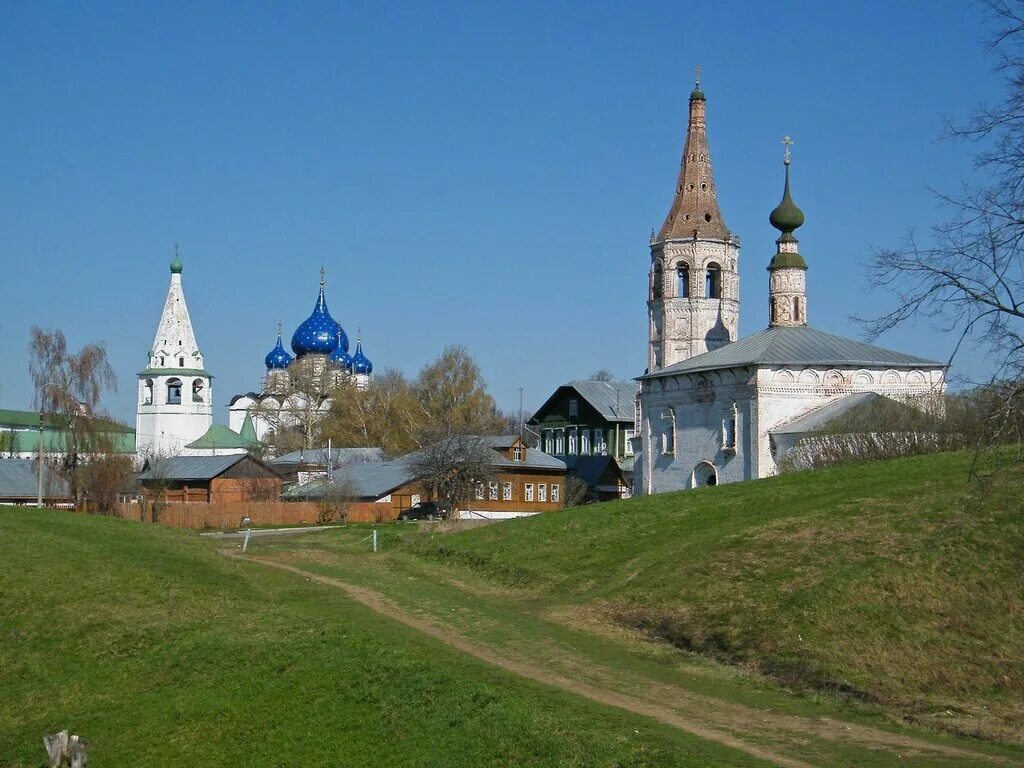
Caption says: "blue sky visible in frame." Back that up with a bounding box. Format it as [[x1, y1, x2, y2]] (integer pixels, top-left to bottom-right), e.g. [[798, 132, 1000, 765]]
[[0, 1, 1004, 425]]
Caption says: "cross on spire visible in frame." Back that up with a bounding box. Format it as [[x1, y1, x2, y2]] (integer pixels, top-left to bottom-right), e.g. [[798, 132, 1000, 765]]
[[782, 135, 793, 165], [277, 320, 282, 337], [694, 64, 702, 87], [320, 265, 326, 287], [173, 242, 180, 258]]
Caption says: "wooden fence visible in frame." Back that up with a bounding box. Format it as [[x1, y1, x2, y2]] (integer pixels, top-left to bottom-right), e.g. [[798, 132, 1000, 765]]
[[116, 500, 397, 530]]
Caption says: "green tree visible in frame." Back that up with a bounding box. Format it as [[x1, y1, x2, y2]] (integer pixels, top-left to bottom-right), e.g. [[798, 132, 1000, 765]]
[[413, 345, 504, 441]]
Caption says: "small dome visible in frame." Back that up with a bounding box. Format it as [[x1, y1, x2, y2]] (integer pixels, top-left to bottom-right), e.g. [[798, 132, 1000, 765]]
[[769, 162, 804, 234], [689, 86, 705, 102], [350, 339, 373, 375], [170, 255, 183, 274], [291, 282, 341, 357], [329, 330, 353, 370], [264, 329, 293, 370]]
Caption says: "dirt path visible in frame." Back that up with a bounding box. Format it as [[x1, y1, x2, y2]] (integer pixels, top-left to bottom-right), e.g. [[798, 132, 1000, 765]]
[[227, 552, 1014, 768]]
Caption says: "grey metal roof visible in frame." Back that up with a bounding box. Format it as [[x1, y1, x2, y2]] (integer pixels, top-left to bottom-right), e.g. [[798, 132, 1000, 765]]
[[140, 454, 250, 481], [270, 447, 385, 467], [642, 325, 943, 379], [771, 392, 915, 435], [568, 380, 638, 421], [0, 459, 71, 499]]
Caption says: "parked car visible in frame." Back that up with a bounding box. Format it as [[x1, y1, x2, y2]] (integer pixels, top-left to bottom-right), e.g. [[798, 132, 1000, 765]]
[[397, 501, 447, 521]]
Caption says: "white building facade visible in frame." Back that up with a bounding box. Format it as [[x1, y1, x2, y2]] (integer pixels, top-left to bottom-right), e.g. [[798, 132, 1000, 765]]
[[634, 97, 946, 494], [136, 254, 214, 459]]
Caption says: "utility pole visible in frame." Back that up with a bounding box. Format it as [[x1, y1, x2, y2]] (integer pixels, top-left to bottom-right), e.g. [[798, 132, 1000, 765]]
[[36, 411, 44, 508]]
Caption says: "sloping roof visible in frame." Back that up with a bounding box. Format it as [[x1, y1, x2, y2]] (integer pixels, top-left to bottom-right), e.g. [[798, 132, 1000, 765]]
[[0, 459, 71, 499], [770, 392, 915, 435], [185, 425, 255, 450], [531, 380, 637, 424], [0, 408, 134, 433], [641, 325, 943, 379], [139, 454, 258, 482], [270, 447, 385, 467], [562, 455, 623, 488]]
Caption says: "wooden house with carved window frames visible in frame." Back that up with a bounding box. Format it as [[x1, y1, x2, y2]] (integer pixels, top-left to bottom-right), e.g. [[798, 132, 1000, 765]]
[[286, 435, 567, 519], [528, 380, 637, 500]]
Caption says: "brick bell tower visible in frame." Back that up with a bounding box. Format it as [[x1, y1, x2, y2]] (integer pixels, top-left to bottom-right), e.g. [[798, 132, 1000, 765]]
[[647, 68, 740, 371]]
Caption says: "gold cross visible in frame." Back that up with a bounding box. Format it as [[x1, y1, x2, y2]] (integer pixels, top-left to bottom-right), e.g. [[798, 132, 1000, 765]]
[[782, 135, 793, 164], [694, 64, 702, 87]]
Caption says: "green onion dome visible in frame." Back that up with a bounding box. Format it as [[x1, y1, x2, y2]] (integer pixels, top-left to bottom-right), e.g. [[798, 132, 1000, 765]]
[[769, 161, 804, 235]]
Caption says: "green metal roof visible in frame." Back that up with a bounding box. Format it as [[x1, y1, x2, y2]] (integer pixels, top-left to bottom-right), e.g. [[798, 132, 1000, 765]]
[[641, 325, 943, 380], [185, 425, 255, 450]]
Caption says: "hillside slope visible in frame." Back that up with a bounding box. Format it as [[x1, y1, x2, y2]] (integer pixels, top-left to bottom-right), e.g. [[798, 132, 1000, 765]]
[[412, 451, 1024, 742], [0, 506, 775, 767]]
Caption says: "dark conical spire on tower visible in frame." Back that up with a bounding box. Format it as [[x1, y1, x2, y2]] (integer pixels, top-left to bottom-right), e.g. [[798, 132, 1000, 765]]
[[657, 66, 731, 242]]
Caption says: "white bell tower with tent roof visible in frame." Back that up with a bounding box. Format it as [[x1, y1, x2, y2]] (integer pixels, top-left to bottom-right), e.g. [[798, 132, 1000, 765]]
[[135, 247, 214, 459]]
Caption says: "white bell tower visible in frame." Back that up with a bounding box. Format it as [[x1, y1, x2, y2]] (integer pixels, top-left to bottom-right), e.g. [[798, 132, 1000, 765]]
[[136, 247, 213, 459]]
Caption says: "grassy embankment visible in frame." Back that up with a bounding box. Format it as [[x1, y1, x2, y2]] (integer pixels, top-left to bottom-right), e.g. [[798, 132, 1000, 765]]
[[0, 506, 776, 768], [409, 450, 1024, 743]]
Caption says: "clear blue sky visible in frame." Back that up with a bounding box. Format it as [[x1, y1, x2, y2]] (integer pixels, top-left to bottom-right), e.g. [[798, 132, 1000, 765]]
[[0, 1, 1004, 425]]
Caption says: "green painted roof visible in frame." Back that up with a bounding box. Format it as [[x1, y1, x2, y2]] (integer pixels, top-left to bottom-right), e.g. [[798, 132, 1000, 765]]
[[239, 413, 257, 443], [768, 251, 808, 270], [137, 367, 214, 378], [641, 325, 943, 380], [0, 409, 135, 454], [185, 424, 255, 450]]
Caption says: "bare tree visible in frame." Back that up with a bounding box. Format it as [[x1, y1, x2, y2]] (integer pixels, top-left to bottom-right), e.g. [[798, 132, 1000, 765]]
[[409, 434, 497, 521], [316, 478, 357, 524], [414, 345, 505, 443], [28, 328, 117, 505], [590, 369, 615, 382], [861, 1, 1024, 451], [562, 475, 594, 508], [250, 360, 339, 455]]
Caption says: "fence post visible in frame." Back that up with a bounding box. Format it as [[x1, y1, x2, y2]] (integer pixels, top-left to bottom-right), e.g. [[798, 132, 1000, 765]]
[[242, 528, 252, 553], [372, 528, 378, 553]]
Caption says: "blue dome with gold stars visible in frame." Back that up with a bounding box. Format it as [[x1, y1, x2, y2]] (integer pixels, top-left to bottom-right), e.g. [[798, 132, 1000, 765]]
[[350, 338, 373, 375], [329, 330, 353, 370], [265, 328, 294, 370], [291, 280, 341, 357]]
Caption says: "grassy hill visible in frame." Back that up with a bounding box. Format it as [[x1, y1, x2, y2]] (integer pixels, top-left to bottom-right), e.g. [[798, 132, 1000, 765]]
[[411, 450, 1024, 743], [0, 506, 779, 767]]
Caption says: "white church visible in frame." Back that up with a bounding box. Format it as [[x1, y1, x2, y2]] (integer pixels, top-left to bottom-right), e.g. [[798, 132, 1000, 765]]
[[136, 257, 375, 458], [633, 77, 946, 493]]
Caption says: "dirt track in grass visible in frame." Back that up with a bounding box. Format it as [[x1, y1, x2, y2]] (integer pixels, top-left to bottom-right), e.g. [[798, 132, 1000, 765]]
[[227, 552, 1015, 768]]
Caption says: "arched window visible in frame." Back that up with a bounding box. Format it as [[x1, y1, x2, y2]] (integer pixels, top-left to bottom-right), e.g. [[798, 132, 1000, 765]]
[[693, 461, 718, 488], [677, 265, 689, 298], [705, 263, 721, 299], [651, 263, 663, 300], [770, 298, 776, 324], [793, 297, 801, 321], [192, 379, 205, 403], [143, 379, 154, 406], [166, 378, 182, 405]]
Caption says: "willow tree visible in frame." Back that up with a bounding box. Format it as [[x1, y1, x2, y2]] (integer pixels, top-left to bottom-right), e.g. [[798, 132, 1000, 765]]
[[28, 327, 119, 505]]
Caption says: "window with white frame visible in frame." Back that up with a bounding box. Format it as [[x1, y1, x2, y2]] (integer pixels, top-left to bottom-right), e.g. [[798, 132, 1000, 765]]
[[524, 483, 534, 502], [624, 428, 635, 456], [569, 398, 579, 417], [551, 483, 560, 503], [512, 446, 523, 462], [593, 428, 606, 455], [488, 481, 499, 500], [475, 483, 485, 500], [502, 481, 512, 500], [555, 430, 565, 454], [580, 429, 590, 454], [722, 403, 738, 453], [538, 483, 547, 502], [661, 409, 676, 454], [544, 430, 553, 453], [568, 428, 577, 455]]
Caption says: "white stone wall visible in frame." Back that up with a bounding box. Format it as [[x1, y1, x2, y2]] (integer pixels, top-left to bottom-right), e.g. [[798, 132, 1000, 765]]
[[648, 237, 740, 370], [136, 373, 213, 458], [636, 363, 946, 494]]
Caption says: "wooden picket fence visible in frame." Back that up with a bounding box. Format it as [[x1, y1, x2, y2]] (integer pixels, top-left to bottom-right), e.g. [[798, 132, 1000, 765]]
[[115, 500, 396, 530]]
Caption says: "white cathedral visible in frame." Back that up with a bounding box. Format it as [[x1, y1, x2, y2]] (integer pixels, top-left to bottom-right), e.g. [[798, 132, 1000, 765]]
[[136, 258, 373, 459], [633, 76, 946, 493]]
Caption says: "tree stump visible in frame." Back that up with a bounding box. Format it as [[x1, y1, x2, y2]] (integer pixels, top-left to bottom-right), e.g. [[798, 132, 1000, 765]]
[[43, 731, 88, 767]]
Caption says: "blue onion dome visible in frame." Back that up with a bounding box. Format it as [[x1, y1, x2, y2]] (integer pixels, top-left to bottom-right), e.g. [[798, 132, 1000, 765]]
[[350, 337, 373, 375], [329, 330, 353, 370], [291, 276, 341, 356], [265, 325, 294, 370]]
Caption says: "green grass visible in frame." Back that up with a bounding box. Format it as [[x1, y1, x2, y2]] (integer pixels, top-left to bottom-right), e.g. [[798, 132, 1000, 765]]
[[407, 451, 1024, 743], [0, 507, 777, 767]]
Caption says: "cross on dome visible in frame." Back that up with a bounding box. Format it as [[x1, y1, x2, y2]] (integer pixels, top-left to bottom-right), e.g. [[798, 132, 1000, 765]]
[[782, 135, 794, 165]]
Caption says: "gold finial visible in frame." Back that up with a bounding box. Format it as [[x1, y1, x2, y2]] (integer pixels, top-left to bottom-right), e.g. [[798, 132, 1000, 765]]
[[694, 64, 702, 87], [782, 135, 793, 165], [320, 265, 326, 287]]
